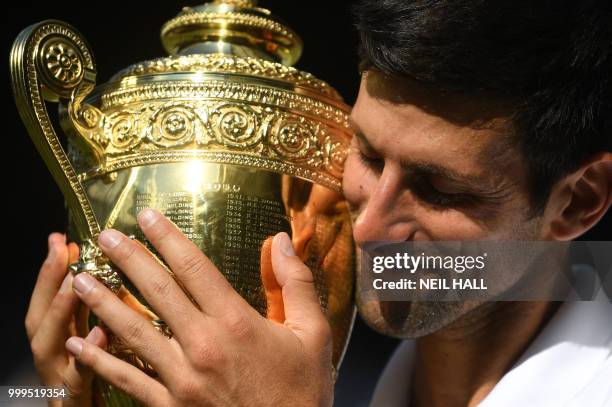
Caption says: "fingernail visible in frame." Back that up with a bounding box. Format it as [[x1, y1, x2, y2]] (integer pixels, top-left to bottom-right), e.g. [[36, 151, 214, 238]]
[[138, 208, 159, 228], [59, 273, 73, 294], [276, 232, 295, 257], [73, 273, 96, 296], [65, 337, 84, 356], [85, 326, 102, 343], [98, 229, 123, 249]]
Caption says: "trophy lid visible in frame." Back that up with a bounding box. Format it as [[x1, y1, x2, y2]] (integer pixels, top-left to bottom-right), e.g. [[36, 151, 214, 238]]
[[107, 0, 341, 101], [62, 1, 352, 193], [161, 0, 302, 66]]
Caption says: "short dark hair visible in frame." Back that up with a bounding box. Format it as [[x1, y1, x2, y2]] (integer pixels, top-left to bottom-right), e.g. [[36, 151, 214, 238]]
[[353, 0, 612, 213]]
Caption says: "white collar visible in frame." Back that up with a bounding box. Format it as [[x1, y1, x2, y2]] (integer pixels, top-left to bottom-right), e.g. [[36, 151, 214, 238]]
[[370, 289, 612, 406]]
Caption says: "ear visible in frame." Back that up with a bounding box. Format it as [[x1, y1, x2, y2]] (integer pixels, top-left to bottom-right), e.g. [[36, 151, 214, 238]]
[[541, 152, 612, 240]]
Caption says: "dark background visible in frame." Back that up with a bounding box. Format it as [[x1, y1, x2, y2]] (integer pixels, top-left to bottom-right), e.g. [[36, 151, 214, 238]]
[[2, 1, 399, 405]]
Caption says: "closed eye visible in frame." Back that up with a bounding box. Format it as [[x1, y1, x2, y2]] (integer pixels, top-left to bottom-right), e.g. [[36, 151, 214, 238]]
[[356, 148, 384, 172], [405, 175, 489, 211]]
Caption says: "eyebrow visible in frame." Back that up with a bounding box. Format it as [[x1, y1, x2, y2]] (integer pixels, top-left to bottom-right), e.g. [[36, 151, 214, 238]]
[[349, 119, 494, 193]]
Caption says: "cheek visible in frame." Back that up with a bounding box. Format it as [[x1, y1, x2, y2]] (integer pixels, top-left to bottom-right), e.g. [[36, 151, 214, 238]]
[[415, 211, 489, 240], [415, 200, 536, 240], [413, 205, 507, 240]]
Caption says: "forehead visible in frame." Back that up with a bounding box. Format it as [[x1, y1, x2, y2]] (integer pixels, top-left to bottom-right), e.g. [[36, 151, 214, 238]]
[[350, 71, 515, 174]]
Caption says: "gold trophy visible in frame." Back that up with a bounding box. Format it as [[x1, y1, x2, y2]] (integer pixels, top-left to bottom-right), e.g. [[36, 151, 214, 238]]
[[10, 1, 355, 405]]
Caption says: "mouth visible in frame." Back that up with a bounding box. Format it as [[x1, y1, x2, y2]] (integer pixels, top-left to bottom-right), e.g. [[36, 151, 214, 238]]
[[379, 300, 412, 330]]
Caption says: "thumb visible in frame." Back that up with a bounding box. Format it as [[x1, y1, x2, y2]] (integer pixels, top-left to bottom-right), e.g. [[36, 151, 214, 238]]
[[67, 242, 80, 265], [260, 236, 285, 323], [62, 326, 108, 406], [271, 232, 330, 344]]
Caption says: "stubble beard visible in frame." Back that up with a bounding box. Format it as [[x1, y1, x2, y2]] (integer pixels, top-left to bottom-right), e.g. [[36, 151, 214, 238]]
[[352, 205, 544, 339]]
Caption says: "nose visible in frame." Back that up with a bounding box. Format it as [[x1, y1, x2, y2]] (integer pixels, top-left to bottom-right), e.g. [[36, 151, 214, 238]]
[[351, 165, 416, 245]]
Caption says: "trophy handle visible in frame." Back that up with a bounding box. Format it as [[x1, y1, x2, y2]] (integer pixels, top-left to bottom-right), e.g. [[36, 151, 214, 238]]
[[10, 20, 122, 292]]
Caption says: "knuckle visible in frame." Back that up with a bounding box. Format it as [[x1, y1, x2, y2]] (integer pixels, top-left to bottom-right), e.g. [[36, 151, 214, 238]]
[[173, 377, 204, 403], [220, 311, 252, 341], [77, 342, 97, 366], [114, 373, 131, 392], [177, 251, 205, 279], [30, 337, 45, 363], [109, 367, 138, 396], [188, 339, 225, 371], [148, 221, 173, 247], [42, 245, 67, 270], [118, 379, 152, 405], [24, 316, 36, 340], [114, 240, 137, 267], [62, 372, 85, 400], [311, 319, 333, 346], [122, 318, 146, 343], [30, 337, 44, 361], [149, 277, 173, 298], [82, 285, 105, 309], [293, 264, 315, 284], [284, 280, 311, 301]]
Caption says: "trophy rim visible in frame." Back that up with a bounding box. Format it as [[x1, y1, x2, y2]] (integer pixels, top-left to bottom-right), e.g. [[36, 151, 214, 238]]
[[106, 54, 345, 104], [90, 71, 350, 115]]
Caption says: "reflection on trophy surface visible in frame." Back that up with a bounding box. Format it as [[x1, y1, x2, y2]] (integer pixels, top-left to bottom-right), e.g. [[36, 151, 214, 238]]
[[10, 0, 355, 405]]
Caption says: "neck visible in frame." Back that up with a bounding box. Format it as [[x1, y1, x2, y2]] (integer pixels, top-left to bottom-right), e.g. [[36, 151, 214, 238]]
[[410, 301, 561, 407]]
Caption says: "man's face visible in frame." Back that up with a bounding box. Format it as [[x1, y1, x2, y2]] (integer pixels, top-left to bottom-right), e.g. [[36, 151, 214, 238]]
[[343, 71, 544, 338]]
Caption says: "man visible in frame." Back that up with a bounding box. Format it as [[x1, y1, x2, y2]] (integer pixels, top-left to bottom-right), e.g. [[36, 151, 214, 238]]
[[25, 0, 612, 405]]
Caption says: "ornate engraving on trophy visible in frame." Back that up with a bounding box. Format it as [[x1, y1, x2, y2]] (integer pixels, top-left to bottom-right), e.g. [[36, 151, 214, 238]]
[[42, 39, 83, 86]]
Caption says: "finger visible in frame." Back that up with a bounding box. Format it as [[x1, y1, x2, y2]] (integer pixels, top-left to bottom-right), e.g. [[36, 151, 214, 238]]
[[67, 242, 79, 264], [270, 232, 330, 345], [62, 326, 107, 404], [260, 236, 285, 323], [136, 208, 245, 316], [85, 325, 108, 348], [31, 273, 79, 357], [26, 233, 70, 338], [71, 272, 179, 377], [65, 336, 170, 407], [67, 243, 81, 335], [96, 228, 200, 341]]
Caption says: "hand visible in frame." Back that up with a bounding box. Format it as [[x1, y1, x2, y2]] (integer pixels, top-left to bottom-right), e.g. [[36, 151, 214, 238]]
[[26, 233, 108, 406], [65, 209, 334, 407]]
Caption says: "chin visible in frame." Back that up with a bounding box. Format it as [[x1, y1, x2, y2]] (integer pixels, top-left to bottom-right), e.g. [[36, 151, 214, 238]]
[[356, 297, 482, 339]]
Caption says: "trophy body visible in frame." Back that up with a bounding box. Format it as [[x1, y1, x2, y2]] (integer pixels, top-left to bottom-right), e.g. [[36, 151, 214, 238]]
[[11, 2, 355, 405]]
